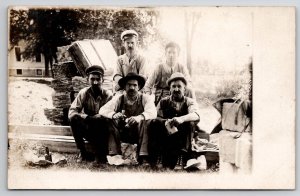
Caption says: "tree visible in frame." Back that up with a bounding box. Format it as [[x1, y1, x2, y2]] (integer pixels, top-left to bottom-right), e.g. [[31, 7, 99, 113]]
[[9, 8, 80, 77], [9, 7, 159, 76], [75, 8, 159, 55], [184, 11, 201, 76]]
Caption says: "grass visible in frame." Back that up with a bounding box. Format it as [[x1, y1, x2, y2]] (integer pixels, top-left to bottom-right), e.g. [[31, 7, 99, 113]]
[[8, 139, 219, 174]]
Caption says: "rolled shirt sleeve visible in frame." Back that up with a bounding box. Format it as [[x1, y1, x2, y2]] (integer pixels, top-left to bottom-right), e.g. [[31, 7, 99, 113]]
[[113, 57, 123, 81], [144, 65, 160, 94], [99, 94, 122, 119], [99, 93, 157, 120], [141, 94, 157, 119], [68, 88, 88, 120], [186, 97, 200, 120]]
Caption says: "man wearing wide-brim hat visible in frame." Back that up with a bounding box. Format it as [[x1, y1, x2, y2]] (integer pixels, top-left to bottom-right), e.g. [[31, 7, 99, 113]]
[[148, 72, 200, 169], [113, 29, 147, 92], [99, 72, 157, 163], [68, 65, 113, 163]]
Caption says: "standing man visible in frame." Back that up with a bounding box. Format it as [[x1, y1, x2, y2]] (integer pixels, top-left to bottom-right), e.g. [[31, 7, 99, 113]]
[[148, 72, 200, 169], [144, 42, 195, 105], [68, 65, 112, 163], [113, 29, 147, 92], [99, 72, 156, 162]]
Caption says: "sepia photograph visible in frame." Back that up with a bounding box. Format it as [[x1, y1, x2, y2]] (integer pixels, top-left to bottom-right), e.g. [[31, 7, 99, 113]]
[[7, 5, 295, 189]]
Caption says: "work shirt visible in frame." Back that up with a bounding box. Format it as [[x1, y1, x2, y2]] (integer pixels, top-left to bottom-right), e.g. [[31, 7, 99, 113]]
[[68, 87, 113, 119], [99, 92, 157, 120], [144, 62, 193, 94], [113, 53, 147, 80], [157, 95, 200, 122]]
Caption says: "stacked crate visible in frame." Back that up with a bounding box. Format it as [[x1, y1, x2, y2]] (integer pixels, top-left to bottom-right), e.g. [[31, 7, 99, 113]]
[[67, 39, 116, 93], [44, 40, 117, 125]]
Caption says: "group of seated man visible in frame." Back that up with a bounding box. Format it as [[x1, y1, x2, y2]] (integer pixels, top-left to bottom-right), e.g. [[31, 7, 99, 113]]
[[68, 30, 200, 170]]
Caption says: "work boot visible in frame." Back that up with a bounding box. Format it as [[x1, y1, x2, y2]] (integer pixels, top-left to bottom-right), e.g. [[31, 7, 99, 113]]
[[95, 155, 107, 164], [76, 151, 95, 163], [138, 155, 150, 167]]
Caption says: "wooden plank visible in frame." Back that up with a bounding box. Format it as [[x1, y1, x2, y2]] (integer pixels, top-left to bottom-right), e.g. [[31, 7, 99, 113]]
[[8, 132, 92, 153], [8, 133, 75, 142], [8, 124, 72, 136]]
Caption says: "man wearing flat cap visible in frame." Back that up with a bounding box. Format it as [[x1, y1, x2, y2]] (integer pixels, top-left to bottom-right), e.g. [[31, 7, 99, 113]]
[[68, 65, 112, 163], [144, 41, 195, 105], [99, 72, 156, 163], [113, 29, 147, 92], [148, 72, 200, 169]]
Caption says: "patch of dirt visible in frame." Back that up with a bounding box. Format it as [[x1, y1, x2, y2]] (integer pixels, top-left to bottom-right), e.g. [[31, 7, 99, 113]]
[[8, 77, 55, 125]]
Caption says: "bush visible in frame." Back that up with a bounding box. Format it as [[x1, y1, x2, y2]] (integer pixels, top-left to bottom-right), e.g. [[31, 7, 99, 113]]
[[215, 75, 251, 100]]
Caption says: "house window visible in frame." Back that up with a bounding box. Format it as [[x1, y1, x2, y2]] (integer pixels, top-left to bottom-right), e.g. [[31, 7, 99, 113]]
[[15, 47, 21, 62], [36, 53, 41, 62], [36, 69, 43, 76], [16, 69, 22, 75]]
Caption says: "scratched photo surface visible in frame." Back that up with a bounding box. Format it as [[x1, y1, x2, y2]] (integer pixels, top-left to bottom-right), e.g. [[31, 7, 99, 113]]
[[7, 6, 294, 189]]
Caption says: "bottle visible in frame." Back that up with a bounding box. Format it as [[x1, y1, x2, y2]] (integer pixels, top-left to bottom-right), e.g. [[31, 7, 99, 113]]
[[122, 110, 130, 128], [45, 147, 52, 162]]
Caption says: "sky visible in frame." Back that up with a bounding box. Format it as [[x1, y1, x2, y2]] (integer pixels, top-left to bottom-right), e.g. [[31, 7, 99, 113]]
[[155, 7, 253, 72]]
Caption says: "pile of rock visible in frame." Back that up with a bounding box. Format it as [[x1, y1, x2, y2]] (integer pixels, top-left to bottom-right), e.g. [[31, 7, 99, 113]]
[[44, 62, 78, 125], [72, 76, 89, 93], [52, 61, 79, 79], [56, 46, 73, 62]]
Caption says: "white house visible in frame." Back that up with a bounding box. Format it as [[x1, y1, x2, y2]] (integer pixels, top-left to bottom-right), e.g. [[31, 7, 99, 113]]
[[8, 40, 52, 77]]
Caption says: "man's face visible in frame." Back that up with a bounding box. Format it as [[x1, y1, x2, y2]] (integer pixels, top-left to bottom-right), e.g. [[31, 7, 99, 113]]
[[88, 73, 103, 89], [170, 80, 185, 100], [123, 37, 137, 53], [125, 79, 139, 97], [165, 47, 179, 65]]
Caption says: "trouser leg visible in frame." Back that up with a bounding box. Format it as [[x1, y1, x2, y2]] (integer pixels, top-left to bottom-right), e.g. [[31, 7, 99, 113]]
[[117, 121, 148, 157], [162, 122, 194, 169], [138, 120, 151, 156], [86, 117, 109, 161], [69, 115, 88, 153], [107, 119, 122, 155], [148, 119, 168, 165]]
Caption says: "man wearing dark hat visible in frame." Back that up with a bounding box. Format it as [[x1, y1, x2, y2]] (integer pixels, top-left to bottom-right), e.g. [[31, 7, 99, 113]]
[[113, 29, 147, 92], [148, 72, 200, 169], [99, 72, 156, 162], [144, 41, 195, 105], [68, 65, 112, 163]]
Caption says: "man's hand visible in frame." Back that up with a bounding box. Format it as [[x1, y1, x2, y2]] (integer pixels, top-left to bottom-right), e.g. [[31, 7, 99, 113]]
[[112, 112, 126, 120], [169, 117, 184, 127], [93, 114, 102, 118], [126, 115, 143, 126]]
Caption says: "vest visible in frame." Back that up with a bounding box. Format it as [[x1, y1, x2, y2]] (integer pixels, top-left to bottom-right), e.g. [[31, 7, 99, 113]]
[[160, 97, 189, 119], [116, 94, 144, 117]]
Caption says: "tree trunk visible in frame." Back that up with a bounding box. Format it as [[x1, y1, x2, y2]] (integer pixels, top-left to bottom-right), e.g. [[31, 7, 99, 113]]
[[44, 54, 49, 77], [186, 42, 192, 75], [185, 11, 201, 76]]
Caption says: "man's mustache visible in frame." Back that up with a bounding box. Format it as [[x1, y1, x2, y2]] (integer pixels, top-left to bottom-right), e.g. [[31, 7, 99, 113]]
[[128, 89, 136, 93]]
